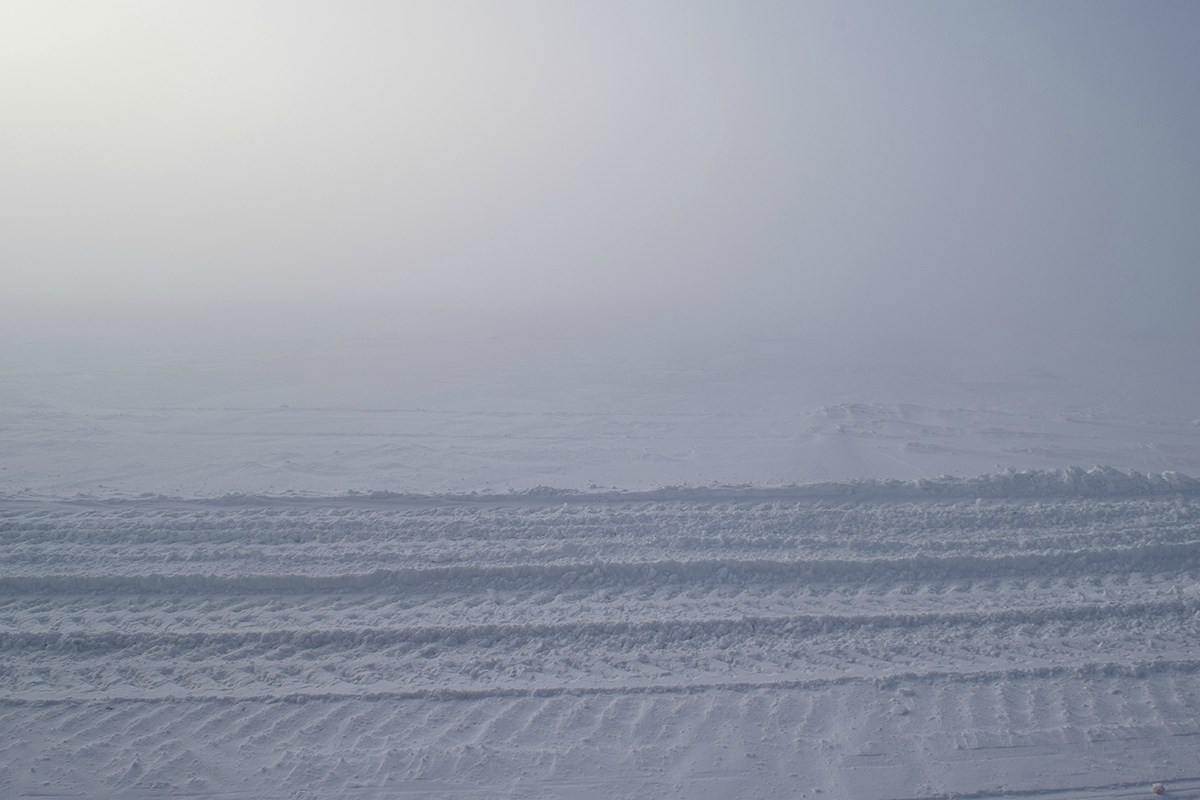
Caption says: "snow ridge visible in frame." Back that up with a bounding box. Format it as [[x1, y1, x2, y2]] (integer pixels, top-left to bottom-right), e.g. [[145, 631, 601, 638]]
[[5, 465, 1197, 507]]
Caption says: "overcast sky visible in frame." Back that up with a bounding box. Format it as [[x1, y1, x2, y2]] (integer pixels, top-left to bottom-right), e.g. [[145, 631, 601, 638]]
[[2, 1, 1198, 346]]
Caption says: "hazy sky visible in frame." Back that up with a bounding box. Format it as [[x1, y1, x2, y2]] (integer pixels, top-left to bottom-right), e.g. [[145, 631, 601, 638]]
[[2, 1, 1198, 343]]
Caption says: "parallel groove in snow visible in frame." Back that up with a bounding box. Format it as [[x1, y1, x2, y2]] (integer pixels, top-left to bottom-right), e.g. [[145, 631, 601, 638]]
[[4, 539, 1199, 590], [3, 597, 1196, 655], [6, 657, 1200, 708]]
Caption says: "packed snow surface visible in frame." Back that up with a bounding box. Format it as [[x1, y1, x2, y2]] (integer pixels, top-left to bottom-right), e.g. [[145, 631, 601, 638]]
[[5, 328, 1200, 797], [4, 471, 1200, 798]]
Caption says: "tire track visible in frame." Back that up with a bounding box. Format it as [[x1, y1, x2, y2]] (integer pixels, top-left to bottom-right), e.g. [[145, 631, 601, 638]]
[[3, 597, 1196, 656], [4, 538, 1199, 590], [6, 657, 1200, 707]]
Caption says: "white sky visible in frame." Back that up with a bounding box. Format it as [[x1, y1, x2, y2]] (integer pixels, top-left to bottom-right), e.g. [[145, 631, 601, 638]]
[[2, 1, 1198, 347]]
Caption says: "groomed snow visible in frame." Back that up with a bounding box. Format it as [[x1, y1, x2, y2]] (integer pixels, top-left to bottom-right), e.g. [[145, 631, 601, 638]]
[[3, 471, 1200, 798]]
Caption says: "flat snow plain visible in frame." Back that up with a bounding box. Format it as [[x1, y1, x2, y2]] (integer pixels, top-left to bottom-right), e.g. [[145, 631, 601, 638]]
[[3, 326, 1200, 798]]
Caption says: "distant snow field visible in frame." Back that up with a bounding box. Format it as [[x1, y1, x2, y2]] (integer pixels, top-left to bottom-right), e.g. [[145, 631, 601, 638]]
[[4, 327, 1200, 498], [3, 331, 1200, 798]]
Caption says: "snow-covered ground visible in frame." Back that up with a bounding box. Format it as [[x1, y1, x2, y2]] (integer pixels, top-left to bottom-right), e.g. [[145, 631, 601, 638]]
[[3, 325, 1200, 798], [3, 319, 1199, 498], [4, 476, 1200, 798]]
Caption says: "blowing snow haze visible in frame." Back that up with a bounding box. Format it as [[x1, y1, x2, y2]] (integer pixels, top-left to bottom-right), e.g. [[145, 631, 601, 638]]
[[2, 1, 1199, 493], [4, 1, 1199, 337]]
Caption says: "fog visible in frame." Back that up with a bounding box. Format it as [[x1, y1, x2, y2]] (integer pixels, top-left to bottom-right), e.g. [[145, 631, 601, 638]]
[[3, 1, 1198, 412]]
